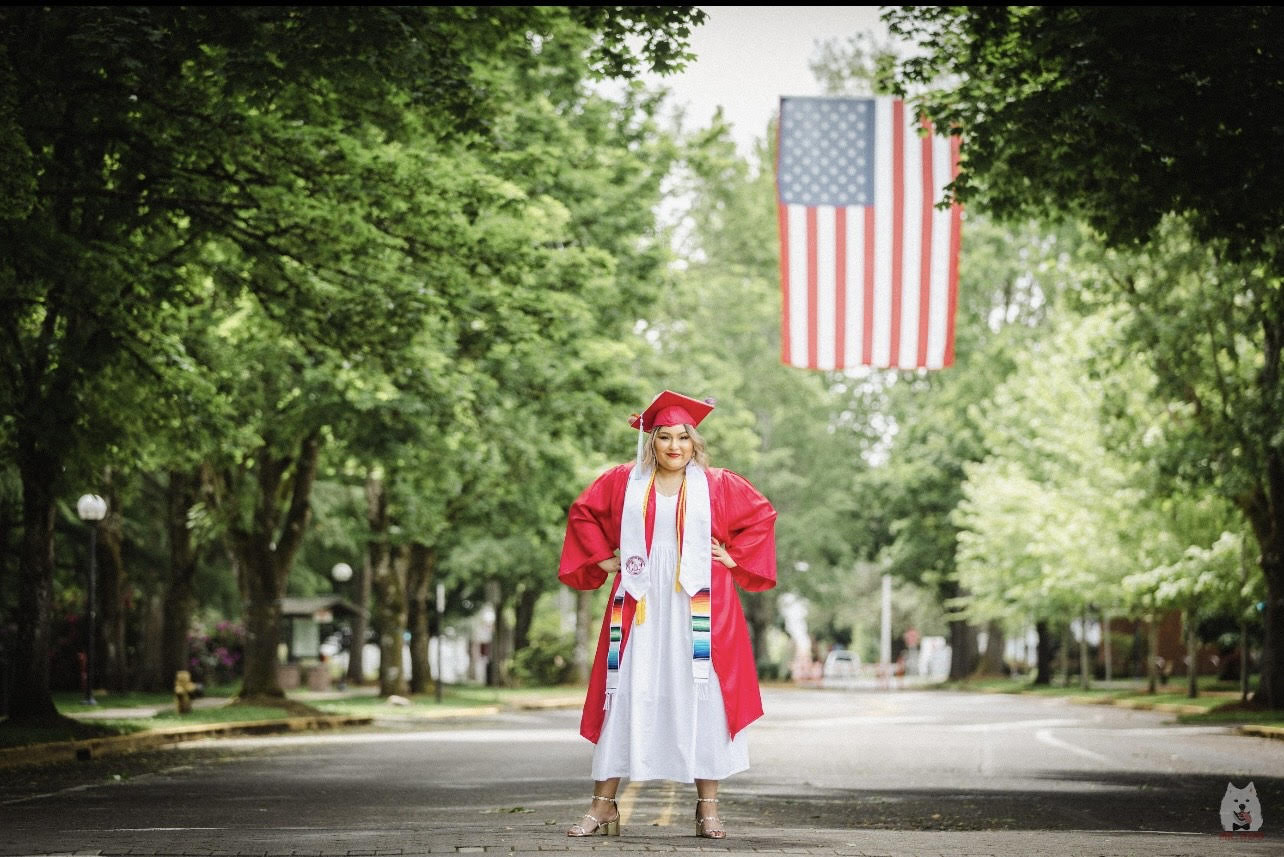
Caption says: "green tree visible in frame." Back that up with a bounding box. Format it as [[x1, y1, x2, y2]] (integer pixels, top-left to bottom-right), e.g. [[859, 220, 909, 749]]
[[868, 217, 1079, 679], [0, 6, 705, 722], [954, 314, 1146, 685], [887, 5, 1284, 706]]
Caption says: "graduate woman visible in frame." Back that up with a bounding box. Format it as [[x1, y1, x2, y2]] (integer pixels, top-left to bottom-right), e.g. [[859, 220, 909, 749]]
[[558, 391, 777, 840]]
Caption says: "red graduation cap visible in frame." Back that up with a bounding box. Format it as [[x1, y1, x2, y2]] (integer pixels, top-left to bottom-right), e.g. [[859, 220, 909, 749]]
[[629, 390, 715, 430]]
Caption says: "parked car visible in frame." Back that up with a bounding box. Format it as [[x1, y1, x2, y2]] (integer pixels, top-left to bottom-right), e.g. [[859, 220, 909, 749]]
[[823, 648, 861, 679]]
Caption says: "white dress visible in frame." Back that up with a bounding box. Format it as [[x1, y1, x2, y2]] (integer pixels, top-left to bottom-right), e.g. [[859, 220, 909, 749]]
[[591, 491, 750, 782]]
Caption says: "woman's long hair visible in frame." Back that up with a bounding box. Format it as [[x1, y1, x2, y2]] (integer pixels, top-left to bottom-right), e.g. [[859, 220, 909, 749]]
[[640, 423, 710, 471]]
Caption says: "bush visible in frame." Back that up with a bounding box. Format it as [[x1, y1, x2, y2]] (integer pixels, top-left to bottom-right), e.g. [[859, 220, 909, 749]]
[[509, 629, 575, 687], [188, 618, 246, 685]]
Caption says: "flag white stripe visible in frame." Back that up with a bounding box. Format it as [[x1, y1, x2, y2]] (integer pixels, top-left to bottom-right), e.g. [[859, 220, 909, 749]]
[[815, 205, 837, 368], [845, 207, 863, 365], [871, 97, 894, 368], [899, 124, 924, 369], [926, 135, 955, 369]]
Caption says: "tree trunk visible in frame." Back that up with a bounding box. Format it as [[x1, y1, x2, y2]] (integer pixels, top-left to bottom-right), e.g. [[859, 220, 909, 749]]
[[1240, 540, 1251, 702], [1241, 613, 1250, 703], [1078, 608, 1091, 690], [365, 474, 408, 697], [513, 585, 539, 655], [407, 543, 433, 695], [228, 431, 322, 699], [1185, 607, 1199, 699], [1241, 304, 1284, 708], [743, 588, 775, 679], [943, 580, 977, 681], [136, 590, 166, 691], [161, 470, 200, 690], [487, 581, 510, 687], [979, 620, 1005, 676], [1034, 619, 1053, 685], [1147, 610, 1159, 694], [239, 545, 285, 697], [10, 448, 62, 722], [948, 617, 977, 681], [1253, 545, 1283, 707], [346, 546, 371, 685], [376, 545, 409, 697], [1103, 610, 1113, 683], [1059, 620, 1071, 687], [574, 589, 592, 684], [98, 473, 129, 693]]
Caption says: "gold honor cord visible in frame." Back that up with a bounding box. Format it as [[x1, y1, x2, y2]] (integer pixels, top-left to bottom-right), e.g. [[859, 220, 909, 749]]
[[635, 469, 657, 625], [675, 476, 687, 593], [635, 470, 689, 623]]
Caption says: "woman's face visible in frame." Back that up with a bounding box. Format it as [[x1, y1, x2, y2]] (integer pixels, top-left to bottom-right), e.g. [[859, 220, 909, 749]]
[[653, 424, 694, 473]]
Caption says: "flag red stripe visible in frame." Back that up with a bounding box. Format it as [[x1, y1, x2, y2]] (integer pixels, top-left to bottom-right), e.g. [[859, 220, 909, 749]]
[[917, 117, 934, 368], [889, 99, 905, 367], [834, 207, 847, 368], [805, 207, 819, 369], [862, 206, 875, 365], [778, 202, 791, 365], [944, 134, 963, 367]]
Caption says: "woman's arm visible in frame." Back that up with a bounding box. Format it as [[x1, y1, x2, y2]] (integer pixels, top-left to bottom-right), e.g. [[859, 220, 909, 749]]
[[558, 465, 628, 590], [716, 470, 778, 592]]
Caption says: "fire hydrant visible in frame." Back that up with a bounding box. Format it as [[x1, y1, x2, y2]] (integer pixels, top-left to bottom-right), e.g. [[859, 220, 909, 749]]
[[174, 670, 197, 714]]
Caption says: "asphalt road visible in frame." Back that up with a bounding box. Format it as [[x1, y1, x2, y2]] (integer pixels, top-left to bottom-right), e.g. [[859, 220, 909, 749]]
[[1, 687, 1280, 856]]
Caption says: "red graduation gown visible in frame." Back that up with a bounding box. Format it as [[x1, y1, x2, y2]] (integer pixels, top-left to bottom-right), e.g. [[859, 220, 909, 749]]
[[558, 463, 777, 743]]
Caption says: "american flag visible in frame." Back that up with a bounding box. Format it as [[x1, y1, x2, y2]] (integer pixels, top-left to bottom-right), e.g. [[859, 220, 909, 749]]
[[776, 97, 962, 370]]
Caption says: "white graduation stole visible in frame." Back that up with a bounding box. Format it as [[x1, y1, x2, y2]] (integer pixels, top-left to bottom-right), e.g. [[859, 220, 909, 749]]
[[607, 462, 712, 708]]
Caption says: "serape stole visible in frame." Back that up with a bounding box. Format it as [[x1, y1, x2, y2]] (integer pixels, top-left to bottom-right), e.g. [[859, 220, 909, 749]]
[[605, 466, 713, 708]]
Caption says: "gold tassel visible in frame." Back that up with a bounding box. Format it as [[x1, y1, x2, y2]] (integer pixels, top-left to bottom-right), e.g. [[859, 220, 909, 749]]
[[635, 596, 646, 625]]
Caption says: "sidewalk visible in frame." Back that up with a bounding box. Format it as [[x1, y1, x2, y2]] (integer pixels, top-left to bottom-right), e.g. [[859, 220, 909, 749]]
[[5, 682, 1280, 773], [0, 688, 584, 769]]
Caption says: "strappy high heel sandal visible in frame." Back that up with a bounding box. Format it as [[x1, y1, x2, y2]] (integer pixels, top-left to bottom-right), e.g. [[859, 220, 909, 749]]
[[567, 795, 620, 837], [695, 796, 726, 839]]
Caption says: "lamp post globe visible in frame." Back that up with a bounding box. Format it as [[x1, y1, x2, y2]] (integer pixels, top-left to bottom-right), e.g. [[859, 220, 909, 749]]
[[331, 562, 353, 583], [77, 494, 107, 522], [76, 494, 107, 705]]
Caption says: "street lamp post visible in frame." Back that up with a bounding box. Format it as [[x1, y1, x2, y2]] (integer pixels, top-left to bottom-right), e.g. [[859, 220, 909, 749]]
[[331, 563, 353, 690], [76, 494, 108, 706]]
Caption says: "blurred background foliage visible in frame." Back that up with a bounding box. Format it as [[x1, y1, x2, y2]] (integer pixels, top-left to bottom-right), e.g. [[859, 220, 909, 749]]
[[2, 7, 1279, 718]]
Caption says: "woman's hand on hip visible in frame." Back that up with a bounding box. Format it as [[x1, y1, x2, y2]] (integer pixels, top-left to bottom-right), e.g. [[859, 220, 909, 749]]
[[598, 555, 621, 574], [711, 539, 735, 568]]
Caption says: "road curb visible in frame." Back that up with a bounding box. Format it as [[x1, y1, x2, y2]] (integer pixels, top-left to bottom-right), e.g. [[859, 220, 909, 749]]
[[0, 714, 373, 769], [1236, 724, 1284, 741], [510, 696, 582, 710], [1108, 697, 1210, 716], [0, 695, 586, 769]]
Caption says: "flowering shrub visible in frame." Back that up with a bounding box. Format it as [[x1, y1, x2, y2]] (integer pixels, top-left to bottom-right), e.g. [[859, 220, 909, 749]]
[[188, 618, 246, 686]]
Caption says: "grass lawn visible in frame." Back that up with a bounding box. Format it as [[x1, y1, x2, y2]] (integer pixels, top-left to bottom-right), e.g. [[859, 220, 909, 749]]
[[1, 683, 582, 749], [936, 675, 1284, 725], [53, 684, 240, 715], [89, 705, 315, 731], [310, 684, 582, 717]]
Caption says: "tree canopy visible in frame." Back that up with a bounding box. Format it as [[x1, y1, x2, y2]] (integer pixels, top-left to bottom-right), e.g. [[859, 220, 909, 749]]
[[886, 6, 1284, 259]]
